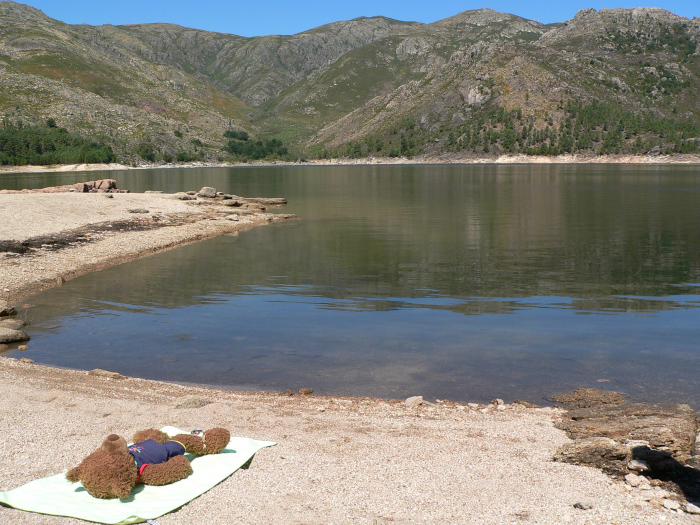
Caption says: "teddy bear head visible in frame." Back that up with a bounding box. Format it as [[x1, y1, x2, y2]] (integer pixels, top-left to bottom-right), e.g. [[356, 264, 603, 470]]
[[66, 434, 137, 499]]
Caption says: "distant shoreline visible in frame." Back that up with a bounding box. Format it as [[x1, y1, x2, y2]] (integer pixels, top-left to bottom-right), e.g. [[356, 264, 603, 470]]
[[1, 152, 700, 176]]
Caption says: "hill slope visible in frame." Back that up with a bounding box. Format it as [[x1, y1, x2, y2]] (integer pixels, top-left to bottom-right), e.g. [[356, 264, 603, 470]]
[[0, 1, 698, 162]]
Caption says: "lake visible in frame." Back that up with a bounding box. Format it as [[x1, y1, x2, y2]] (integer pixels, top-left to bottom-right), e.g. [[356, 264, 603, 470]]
[[2, 164, 699, 407]]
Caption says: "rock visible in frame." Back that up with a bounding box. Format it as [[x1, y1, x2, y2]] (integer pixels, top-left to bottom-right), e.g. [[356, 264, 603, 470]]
[[197, 187, 217, 198], [18, 344, 28, 351], [19, 357, 33, 364], [128, 208, 150, 214], [186, 191, 197, 195], [279, 389, 295, 396], [0, 327, 30, 344], [628, 459, 650, 472], [299, 388, 313, 395], [0, 318, 25, 329], [551, 387, 625, 408], [222, 200, 245, 207], [556, 403, 698, 465], [145, 190, 163, 194], [491, 398, 505, 406], [243, 197, 287, 205], [174, 395, 212, 409], [687, 503, 700, 514], [625, 473, 645, 487], [513, 399, 540, 408], [0, 344, 8, 351], [662, 499, 681, 510], [405, 396, 424, 407], [0, 302, 16, 317], [553, 437, 630, 474], [573, 502, 593, 510], [88, 368, 126, 380], [174, 193, 196, 200]]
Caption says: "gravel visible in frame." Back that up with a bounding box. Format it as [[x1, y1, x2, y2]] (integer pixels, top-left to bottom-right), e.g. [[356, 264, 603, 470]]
[[1, 359, 695, 524]]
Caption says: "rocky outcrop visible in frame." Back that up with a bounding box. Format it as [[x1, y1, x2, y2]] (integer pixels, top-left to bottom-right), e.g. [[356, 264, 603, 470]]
[[552, 389, 698, 478]]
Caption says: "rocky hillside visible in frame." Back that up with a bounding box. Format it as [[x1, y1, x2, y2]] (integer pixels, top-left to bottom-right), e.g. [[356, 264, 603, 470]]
[[0, 1, 698, 162]]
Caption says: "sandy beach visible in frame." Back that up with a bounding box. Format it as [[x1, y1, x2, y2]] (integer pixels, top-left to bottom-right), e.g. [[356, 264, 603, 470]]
[[1, 183, 698, 524]]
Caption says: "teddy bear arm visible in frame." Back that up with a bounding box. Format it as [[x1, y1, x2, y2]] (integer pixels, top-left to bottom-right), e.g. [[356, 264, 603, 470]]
[[65, 465, 81, 483], [171, 434, 206, 455], [132, 428, 170, 444], [172, 428, 230, 455], [139, 455, 192, 485]]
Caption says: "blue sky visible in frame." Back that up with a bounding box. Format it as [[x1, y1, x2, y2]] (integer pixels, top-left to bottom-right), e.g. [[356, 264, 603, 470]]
[[18, 1, 700, 37]]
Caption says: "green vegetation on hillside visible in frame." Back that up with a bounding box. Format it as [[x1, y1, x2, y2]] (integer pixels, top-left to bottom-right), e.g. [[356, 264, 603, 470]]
[[0, 120, 117, 165], [321, 100, 700, 159], [222, 131, 289, 161]]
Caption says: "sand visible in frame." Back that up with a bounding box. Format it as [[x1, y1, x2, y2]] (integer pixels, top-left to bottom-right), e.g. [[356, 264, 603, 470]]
[[0, 189, 697, 524]]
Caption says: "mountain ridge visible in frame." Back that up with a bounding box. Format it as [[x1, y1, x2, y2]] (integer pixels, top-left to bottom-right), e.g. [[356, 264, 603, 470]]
[[0, 1, 698, 162]]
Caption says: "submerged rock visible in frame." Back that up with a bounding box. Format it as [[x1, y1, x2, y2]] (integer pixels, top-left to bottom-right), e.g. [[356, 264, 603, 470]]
[[551, 387, 625, 408]]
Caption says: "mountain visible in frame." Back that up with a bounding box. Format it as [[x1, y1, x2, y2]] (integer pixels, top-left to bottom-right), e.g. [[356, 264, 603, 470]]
[[0, 1, 699, 162]]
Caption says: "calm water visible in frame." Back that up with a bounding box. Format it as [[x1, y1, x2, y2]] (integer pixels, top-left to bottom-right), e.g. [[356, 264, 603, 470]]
[[2, 164, 700, 407]]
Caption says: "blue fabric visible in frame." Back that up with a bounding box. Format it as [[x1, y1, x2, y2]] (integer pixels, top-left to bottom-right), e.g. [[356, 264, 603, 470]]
[[128, 440, 185, 470]]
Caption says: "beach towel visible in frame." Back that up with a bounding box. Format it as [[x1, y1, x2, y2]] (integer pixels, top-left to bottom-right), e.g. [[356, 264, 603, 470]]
[[0, 427, 276, 524]]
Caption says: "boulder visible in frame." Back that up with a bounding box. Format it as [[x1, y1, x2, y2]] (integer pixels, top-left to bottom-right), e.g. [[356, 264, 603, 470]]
[[405, 396, 424, 407], [0, 327, 30, 344], [0, 302, 16, 317], [197, 187, 217, 198]]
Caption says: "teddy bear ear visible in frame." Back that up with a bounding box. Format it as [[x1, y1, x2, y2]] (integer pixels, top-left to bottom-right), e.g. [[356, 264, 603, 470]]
[[101, 434, 128, 454]]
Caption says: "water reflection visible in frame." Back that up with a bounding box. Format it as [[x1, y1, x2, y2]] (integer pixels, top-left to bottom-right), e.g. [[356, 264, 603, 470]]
[[3, 164, 700, 407]]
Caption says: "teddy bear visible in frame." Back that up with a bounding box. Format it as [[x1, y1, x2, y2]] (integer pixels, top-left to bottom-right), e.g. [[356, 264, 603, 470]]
[[66, 427, 230, 499]]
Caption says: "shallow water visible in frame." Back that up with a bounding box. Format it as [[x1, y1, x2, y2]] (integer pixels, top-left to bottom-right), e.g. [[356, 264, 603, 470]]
[[3, 164, 700, 407]]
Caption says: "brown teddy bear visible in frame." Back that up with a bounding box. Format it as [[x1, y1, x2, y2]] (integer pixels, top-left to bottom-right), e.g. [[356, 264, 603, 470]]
[[66, 428, 230, 499]]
